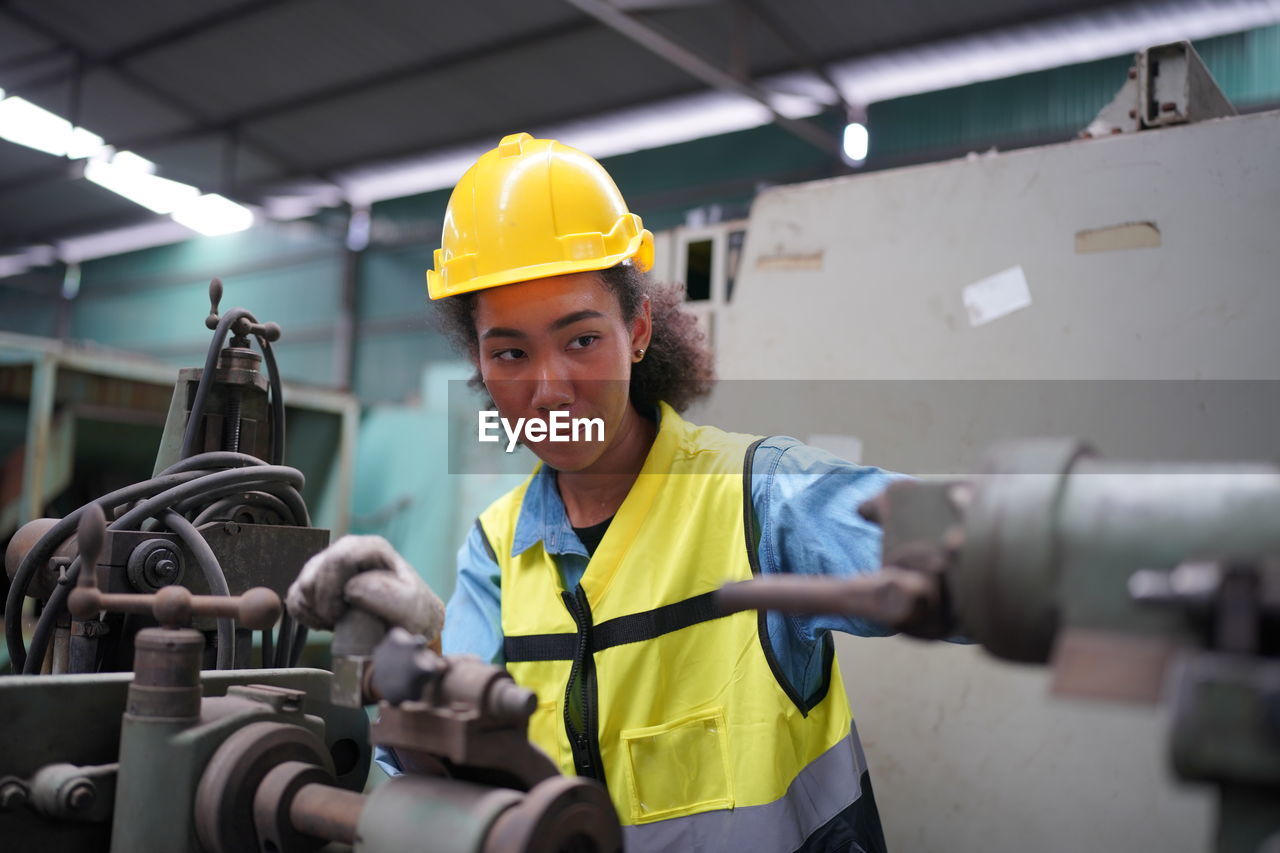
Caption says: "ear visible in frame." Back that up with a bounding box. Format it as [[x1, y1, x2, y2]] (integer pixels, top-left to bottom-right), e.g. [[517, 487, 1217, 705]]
[[630, 296, 652, 356]]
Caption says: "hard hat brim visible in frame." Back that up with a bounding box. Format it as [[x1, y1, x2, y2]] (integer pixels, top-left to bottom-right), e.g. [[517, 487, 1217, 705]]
[[426, 229, 653, 301]]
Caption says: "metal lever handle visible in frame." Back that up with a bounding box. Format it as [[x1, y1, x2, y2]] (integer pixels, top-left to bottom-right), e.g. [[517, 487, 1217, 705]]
[[68, 502, 280, 630], [204, 278, 283, 342], [68, 584, 281, 631], [714, 568, 939, 632]]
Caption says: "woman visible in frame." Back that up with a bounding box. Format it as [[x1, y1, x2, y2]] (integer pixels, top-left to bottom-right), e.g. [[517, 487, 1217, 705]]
[[409, 133, 894, 852]]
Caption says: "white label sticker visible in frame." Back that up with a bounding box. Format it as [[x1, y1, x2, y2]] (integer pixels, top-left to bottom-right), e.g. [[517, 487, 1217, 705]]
[[807, 433, 863, 464], [962, 266, 1032, 327]]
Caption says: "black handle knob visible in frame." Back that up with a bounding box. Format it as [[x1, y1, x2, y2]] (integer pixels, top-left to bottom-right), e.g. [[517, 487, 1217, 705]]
[[205, 278, 224, 330]]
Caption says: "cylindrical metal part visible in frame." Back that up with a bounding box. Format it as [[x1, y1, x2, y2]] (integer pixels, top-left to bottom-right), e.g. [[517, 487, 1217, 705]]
[[5, 518, 75, 600], [195, 722, 336, 853], [483, 775, 623, 853], [356, 775, 523, 853], [252, 762, 343, 852], [486, 679, 538, 724], [289, 782, 364, 845], [127, 627, 203, 720], [714, 571, 933, 629], [331, 609, 387, 657]]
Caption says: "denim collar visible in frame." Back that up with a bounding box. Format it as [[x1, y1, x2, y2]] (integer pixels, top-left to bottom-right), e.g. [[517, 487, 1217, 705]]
[[509, 405, 662, 559], [510, 463, 590, 558]]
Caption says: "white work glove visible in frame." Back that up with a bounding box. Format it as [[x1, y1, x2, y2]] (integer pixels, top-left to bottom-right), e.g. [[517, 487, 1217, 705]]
[[286, 535, 445, 646]]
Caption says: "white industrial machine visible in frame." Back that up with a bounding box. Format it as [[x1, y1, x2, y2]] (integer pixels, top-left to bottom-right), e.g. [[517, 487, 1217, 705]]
[[660, 43, 1279, 853]]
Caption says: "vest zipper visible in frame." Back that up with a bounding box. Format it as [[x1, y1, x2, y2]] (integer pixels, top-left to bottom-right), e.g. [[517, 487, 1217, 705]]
[[561, 586, 607, 789]]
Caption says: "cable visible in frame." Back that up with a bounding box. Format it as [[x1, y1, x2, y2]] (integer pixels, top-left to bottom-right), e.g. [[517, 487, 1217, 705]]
[[179, 308, 257, 460], [274, 610, 294, 669], [289, 624, 309, 667], [6, 472, 204, 670], [18, 465, 306, 674], [261, 338, 286, 465], [189, 491, 297, 527], [112, 466, 304, 531], [162, 511, 234, 670], [261, 625, 274, 669], [160, 451, 265, 476]]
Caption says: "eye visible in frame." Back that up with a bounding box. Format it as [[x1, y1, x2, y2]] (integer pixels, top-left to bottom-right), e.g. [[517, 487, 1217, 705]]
[[491, 348, 526, 361], [567, 334, 599, 350]]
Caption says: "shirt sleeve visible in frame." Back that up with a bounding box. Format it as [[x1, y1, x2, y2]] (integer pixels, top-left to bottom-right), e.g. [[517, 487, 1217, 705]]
[[751, 437, 907, 701], [441, 519, 505, 664], [753, 437, 905, 639]]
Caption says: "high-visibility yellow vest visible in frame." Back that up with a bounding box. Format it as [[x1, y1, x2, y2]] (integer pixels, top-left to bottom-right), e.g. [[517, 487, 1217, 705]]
[[480, 403, 874, 850]]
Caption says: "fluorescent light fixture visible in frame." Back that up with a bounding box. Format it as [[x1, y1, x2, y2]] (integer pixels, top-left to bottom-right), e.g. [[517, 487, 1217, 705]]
[[84, 153, 200, 214], [110, 150, 156, 173], [842, 122, 869, 163], [172, 193, 255, 236], [65, 127, 106, 159], [0, 253, 29, 278], [0, 96, 75, 156]]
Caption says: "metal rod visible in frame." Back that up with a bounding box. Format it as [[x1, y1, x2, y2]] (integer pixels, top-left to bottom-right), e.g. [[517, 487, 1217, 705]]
[[289, 783, 363, 845], [714, 570, 933, 628]]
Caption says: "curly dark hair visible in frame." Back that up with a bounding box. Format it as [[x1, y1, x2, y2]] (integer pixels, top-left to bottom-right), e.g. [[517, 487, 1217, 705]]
[[432, 262, 715, 412]]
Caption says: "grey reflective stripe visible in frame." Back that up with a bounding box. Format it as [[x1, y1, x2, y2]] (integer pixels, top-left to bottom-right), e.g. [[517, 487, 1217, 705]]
[[621, 726, 870, 853]]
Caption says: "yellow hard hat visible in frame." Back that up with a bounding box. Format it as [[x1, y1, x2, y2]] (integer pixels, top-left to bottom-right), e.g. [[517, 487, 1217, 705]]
[[426, 132, 654, 300]]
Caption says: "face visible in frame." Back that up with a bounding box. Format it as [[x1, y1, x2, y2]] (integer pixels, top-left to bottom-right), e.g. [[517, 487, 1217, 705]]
[[473, 271, 651, 472]]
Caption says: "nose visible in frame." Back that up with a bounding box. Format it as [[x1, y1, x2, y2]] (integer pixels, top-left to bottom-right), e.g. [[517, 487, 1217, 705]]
[[528, 357, 574, 412]]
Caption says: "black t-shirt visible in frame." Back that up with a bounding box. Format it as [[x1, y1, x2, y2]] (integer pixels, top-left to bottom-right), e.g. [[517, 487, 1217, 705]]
[[572, 515, 614, 556]]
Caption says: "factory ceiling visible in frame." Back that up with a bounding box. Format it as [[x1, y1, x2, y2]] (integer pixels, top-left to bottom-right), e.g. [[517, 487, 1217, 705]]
[[0, 0, 1273, 261]]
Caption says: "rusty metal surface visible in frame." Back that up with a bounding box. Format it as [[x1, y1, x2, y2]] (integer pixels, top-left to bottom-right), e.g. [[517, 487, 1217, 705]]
[[286, 779, 364, 846], [0, 667, 368, 853], [5, 517, 74, 600], [254, 763, 342, 852], [194, 720, 335, 853], [368, 629, 558, 792], [483, 775, 622, 853]]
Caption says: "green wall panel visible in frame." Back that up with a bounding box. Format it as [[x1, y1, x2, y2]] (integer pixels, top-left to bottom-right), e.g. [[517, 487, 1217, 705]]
[[868, 26, 1280, 165], [0, 288, 56, 336], [82, 220, 341, 289], [359, 244, 436, 322], [352, 330, 453, 404]]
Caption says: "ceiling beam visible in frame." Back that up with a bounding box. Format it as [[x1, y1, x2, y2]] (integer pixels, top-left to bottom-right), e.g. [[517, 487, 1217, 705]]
[[0, 3, 317, 194], [739, 0, 856, 115], [0, 18, 602, 206], [560, 0, 839, 154], [101, 19, 598, 155]]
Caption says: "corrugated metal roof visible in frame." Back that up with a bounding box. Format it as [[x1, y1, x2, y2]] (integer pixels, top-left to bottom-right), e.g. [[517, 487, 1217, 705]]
[[0, 0, 1270, 254]]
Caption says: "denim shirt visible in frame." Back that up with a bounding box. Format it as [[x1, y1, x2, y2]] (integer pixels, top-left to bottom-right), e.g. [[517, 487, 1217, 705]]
[[377, 433, 903, 775]]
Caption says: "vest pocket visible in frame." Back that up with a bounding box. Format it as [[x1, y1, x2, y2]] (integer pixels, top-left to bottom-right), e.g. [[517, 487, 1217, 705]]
[[621, 707, 734, 822]]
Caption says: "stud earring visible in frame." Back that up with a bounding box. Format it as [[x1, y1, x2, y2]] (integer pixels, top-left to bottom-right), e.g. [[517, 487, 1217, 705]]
[[634, 347, 645, 361]]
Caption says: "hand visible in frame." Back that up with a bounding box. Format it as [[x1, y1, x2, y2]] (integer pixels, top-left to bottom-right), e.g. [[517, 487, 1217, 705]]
[[286, 535, 445, 647]]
